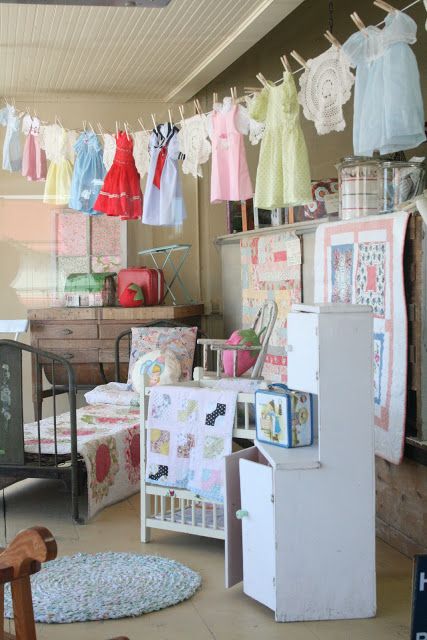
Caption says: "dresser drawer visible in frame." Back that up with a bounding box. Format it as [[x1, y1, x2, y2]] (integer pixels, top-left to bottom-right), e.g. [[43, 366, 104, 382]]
[[38, 348, 100, 364], [99, 323, 135, 340], [31, 322, 98, 340]]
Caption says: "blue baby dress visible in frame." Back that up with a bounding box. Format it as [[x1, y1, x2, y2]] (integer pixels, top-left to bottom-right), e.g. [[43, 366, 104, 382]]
[[69, 131, 105, 215], [0, 104, 22, 172], [343, 11, 426, 156]]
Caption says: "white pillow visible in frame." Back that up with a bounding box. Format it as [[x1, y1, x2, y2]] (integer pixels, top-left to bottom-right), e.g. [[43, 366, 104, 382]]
[[131, 349, 182, 393]]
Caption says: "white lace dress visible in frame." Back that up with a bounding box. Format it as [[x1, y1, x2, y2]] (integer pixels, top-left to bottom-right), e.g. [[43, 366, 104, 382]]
[[40, 124, 77, 205], [102, 133, 116, 171], [133, 130, 151, 179], [298, 45, 355, 135], [177, 114, 211, 178]]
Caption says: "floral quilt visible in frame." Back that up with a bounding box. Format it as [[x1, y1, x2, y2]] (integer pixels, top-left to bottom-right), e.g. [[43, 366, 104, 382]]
[[24, 404, 140, 520]]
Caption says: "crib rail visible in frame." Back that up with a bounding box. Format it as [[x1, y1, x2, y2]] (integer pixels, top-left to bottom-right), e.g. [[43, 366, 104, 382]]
[[0, 340, 82, 522]]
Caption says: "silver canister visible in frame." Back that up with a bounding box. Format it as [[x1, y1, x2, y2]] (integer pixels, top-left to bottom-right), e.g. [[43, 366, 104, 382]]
[[338, 157, 381, 220]]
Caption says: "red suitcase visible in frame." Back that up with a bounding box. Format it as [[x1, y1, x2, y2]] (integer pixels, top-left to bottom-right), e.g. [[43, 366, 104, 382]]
[[118, 267, 165, 307]]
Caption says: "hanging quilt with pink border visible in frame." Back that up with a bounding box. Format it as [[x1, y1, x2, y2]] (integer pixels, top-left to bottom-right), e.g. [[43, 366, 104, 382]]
[[241, 232, 302, 383], [314, 211, 410, 464]]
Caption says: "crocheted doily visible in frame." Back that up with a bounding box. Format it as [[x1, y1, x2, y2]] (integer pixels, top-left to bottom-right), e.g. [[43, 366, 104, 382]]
[[4, 552, 201, 623], [298, 45, 354, 135]]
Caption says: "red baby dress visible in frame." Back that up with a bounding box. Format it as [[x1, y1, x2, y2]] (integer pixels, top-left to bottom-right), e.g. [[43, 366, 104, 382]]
[[94, 131, 142, 220]]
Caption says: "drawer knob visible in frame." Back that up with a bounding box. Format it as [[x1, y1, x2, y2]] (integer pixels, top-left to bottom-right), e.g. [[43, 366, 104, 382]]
[[62, 353, 74, 360], [235, 509, 248, 519], [62, 328, 73, 335]]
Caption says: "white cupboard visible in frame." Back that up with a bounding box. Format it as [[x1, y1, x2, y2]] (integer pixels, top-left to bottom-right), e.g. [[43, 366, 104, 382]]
[[224, 303, 376, 622]]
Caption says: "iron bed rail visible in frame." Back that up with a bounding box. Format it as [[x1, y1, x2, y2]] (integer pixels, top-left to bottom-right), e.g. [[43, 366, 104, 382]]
[[0, 339, 83, 523]]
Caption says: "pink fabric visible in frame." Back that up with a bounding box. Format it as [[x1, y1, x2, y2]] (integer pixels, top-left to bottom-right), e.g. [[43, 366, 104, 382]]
[[22, 131, 47, 182], [210, 105, 253, 203], [222, 330, 258, 377]]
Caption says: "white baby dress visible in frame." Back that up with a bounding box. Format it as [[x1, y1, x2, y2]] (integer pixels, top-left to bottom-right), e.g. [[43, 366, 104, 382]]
[[143, 123, 186, 227], [342, 11, 426, 156], [0, 104, 22, 172], [298, 45, 355, 135], [177, 114, 211, 178], [133, 130, 151, 179]]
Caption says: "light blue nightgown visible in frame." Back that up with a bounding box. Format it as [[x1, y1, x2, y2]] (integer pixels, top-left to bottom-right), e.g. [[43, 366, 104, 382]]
[[0, 104, 22, 172], [69, 131, 105, 215], [342, 11, 426, 156]]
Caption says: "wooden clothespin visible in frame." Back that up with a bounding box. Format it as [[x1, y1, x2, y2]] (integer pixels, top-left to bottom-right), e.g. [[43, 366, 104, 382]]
[[213, 92, 218, 106], [115, 120, 119, 136], [350, 12, 366, 31], [256, 73, 268, 88], [280, 54, 292, 73], [168, 108, 173, 126], [324, 30, 342, 48], [290, 50, 308, 69], [97, 121, 105, 135], [138, 117, 147, 132], [179, 105, 185, 122], [230, 87, 238, 104], [373, 0, 397, 13], [151, 113, 157, 129], [194, 99, 203, 115], [89, 122, 95, 133]]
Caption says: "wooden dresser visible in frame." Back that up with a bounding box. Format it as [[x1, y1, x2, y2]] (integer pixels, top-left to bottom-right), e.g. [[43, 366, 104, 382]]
[[28, 304, 204, 416]]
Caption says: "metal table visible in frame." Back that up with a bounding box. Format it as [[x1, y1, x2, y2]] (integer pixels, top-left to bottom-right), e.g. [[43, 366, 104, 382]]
[[138, 243, 194, 304]]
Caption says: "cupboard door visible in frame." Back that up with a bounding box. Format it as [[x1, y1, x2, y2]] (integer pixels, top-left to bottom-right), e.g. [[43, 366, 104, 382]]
[[287, 311, 319, 394], [224, 446, 259, 589], [239, 459, 275, 611]]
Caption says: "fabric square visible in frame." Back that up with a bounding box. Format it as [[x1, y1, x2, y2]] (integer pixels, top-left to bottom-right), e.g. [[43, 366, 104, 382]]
[[205, 403, 226, 426], [356, 242, 386, 316], [331, 244, 354, 303], [128, 326, 197, 388], [150, 429, 170, 455], [177, 433, 195, 458], [177, 399, 198, 423], [203, 436, 225, 459]]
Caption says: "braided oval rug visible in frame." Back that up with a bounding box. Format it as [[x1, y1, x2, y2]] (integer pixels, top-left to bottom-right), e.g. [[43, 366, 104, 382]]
[[4, 552, 202, 623]]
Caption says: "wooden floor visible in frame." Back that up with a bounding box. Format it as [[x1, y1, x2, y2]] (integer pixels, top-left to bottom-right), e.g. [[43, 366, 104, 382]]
[[2, 479, 412, 640]]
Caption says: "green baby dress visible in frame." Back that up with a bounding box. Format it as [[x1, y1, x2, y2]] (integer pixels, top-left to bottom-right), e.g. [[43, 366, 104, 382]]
[[249, 71, 312, 210]]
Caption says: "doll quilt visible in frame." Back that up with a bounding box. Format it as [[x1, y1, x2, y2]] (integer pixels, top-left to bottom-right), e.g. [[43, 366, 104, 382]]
[[146, 386, 237, 502], [314, 211, 410, 464]]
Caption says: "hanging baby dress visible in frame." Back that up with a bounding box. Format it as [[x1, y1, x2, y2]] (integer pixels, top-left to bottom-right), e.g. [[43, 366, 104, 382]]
[[41, 124, 77, 205], [177, 114, 211, 178], [0, 104, 22, 172], [102, 133, 116, 172], [21, 114, 47, 181], [298, 45, 355, 135], [249, 72, 312, 210], [342, 11, 426, 156], [209, 98, 253, 203], [69, 131, 106, 215], [143, 123, 186, 226], [133, 130, 151, 180], [94, 131, 142, 220]]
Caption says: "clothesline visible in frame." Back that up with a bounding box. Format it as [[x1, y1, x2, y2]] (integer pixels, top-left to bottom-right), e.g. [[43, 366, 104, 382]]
[[1, 0, 423, 135]]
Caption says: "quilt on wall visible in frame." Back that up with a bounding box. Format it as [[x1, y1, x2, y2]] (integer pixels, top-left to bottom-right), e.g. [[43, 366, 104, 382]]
[[314, 212, 410, 464], [241, 232, 302, 383]]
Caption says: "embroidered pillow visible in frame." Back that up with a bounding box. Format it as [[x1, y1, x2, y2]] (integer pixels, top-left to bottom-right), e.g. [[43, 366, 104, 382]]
[[131, 349, 181, 393], [127, 326, 198, 389]]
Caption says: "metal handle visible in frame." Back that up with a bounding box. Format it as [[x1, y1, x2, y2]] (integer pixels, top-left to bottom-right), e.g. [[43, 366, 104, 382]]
[[62, 353, 74, 360], [235, 509, 249, 519], [62, 328, 73, 335]]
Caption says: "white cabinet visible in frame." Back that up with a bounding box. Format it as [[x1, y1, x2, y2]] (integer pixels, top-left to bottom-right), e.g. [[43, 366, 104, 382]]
[[224, 303, 376, 622]]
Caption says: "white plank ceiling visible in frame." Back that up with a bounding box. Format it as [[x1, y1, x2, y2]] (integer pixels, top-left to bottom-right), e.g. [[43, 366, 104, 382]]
[[0, 0, 303, 102]]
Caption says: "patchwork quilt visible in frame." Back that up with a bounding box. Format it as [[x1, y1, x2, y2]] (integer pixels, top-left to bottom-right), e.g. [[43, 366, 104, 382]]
[[24, 404, 141, 520], [314, 211, 410, 464], [146, 386, 237, 503]]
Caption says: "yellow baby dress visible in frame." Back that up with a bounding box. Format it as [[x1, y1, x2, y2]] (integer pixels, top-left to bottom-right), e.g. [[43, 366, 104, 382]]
[[41, 124, 76, 205], [249, 71, 312, 210]]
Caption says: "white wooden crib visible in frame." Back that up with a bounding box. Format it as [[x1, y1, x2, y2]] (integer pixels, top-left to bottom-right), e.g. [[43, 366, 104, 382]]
[[140, 379, 256, 542]]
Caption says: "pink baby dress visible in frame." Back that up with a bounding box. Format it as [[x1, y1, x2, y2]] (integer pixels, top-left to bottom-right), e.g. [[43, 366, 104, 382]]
[[21, 115, 47, 182], [209, 100, 253, 203]]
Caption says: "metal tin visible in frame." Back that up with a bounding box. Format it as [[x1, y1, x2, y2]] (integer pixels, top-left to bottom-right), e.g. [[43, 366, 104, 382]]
[[338, 156, 381, 220]]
